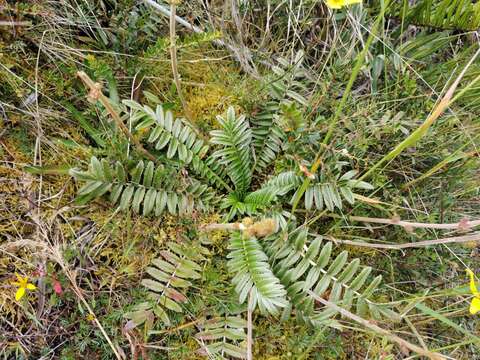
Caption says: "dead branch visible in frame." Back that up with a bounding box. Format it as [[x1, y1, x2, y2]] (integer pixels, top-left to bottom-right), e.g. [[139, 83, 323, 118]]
[[307, 291, 447, 360], [326, 232, 480, 250], [347, 215, 480, 231]]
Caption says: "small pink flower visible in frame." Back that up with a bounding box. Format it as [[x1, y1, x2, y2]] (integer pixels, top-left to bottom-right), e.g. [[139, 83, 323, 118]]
[[53, 279, 63, 295]]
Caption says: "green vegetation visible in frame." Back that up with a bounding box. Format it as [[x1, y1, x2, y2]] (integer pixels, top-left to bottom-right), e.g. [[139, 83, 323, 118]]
[[1, 1, 479, 359]]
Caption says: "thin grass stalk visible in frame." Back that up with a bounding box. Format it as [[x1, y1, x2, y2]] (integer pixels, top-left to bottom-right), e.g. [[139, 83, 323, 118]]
[[169, 1, 187, 112], [358, 47, 480, 182], [168, 1, 203, 137], [307, 291, 446, 360], [289, 1, 390, 216], [403, 148, 477, 189]]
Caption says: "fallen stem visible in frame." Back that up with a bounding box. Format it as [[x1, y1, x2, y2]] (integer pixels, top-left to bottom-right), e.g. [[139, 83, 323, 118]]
[[0, 20, 32, 26], [247, 290, 253, 360], [307, 291, 447, 360], [326, 232, 480, 250], [200, 222, 245, 232], [144, 0, 220, 44], [338, 215, 480, 231]]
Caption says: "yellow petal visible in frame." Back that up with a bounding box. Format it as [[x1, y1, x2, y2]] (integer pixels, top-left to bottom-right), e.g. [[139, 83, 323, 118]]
[[326, 0, 344, 9], [467, 269, 479, 296], [26, 283, 36, 290], [15, 287, 25, 301], [470, 297, 480, 315]]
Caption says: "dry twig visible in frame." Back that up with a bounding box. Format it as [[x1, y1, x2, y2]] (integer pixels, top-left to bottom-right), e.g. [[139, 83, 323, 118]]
[[326, 232, 480, 250], [247, 290, 253, 360], [307, 291, 447, 360], [346, 215, 480, 231]]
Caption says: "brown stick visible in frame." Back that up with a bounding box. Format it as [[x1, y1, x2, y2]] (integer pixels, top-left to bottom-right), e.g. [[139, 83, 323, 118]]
[[306, 291, 447, 360], [76, 71, 159, 164], [150, 318, 204, 335], [200, 223, 245, 231], [0, 20, 32, 26], [246, 290, 253, 360], [326, 232, 480, 250], [347, 215, 480, 231]]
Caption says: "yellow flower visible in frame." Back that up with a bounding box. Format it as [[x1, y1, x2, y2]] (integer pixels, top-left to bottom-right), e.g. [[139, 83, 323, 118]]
[[466, 269, 480, 315], [325, 0, 362, 9], [11, 273, 36, 301]]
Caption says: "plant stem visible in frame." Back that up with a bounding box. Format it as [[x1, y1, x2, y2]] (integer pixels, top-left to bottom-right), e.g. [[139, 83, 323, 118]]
[[76, 71, 159, 164], [328, 214, 480, 231], [169, 2, 187, 112], [247, 290, 253, 360], [325, 232, 480, 250], [168, 1, 203, 137], [200, 222, 246, 232]]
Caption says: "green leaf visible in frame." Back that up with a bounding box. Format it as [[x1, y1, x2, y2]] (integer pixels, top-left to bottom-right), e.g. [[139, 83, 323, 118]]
[[110, 184, 124, 204], [78, 180, 105, 196], [155, 190, 168, 215], [143, 161, 155, 187], [90, 157, 104, 180], [167, 192, 178, 214], [116, 162, 126, 183], [143, 188, 157, 215], [327, 251, 348, 276], [132, 186, 146, 213], [131, 161, 145, 184], [120, 185, 135, 210]]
